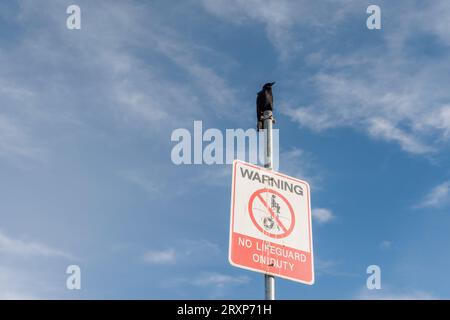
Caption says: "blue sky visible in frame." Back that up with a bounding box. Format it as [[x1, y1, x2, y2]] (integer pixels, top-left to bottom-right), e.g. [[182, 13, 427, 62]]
[[1, 0, 450, 299]]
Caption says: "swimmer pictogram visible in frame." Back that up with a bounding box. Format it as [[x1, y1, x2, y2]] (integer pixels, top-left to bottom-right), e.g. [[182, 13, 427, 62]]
[[248, 188, 295, 239]]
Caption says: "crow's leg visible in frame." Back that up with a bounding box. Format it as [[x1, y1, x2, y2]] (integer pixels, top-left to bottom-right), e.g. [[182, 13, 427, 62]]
[[257, 120, 263, 131]]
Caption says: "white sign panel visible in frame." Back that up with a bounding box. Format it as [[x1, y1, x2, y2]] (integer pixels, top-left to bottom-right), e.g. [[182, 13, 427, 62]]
[[229, 160, 314, 284]]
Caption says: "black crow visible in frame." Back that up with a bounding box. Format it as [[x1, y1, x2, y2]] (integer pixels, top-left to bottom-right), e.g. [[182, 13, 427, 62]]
[[256, 82, 275, 131]]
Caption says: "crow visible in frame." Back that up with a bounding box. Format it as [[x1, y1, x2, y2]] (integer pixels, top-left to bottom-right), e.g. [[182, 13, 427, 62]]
[[256, 82, 275, 131]]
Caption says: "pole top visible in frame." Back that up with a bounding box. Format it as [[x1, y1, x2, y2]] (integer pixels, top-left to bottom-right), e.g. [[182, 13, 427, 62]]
[[263, 110, 273, 119]]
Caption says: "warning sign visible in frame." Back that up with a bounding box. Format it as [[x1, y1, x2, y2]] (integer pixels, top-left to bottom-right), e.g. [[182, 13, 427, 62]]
[[229, 160, 314, 285]]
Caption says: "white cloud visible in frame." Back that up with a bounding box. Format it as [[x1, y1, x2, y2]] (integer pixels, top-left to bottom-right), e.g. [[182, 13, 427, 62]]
[[284, 3, 450, 156], [357, 286, 435, 300], [312, 208, 335, 224], [0, 266, 39, 300], [280, 148, 322, 189], [423, 106, 450, 140], [380, 240, 392, 250], [119, 165, 231, 200], [142, 249, 177, 265], [0, 0, 239, 165], [143, 239, 221, 266], [313, 257, 356, 277], [0, 230, 75, 260], [192, 165, 231, 188], [165, 272, 250, 298], [111, 4, 239, 121], [418, 2, 450, 46], [0, 114, 44, 162], [161, 271, 250, 299], [0, 261, 70, 299], [0, 231, 75, 299], [200, 0, 359, 59], [183, 239, 221, 258], [120, 171, 162, 195], [416, 181, 450, 209], [315, 258, 338, 275], [190, 272, 249, 287], [367, 118, 433, 155], [285, 69, 437, 155], [201, 0, 296, 59]]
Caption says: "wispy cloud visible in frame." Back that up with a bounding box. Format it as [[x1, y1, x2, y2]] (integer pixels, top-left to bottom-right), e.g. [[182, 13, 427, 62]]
[[0, 266, 40, 300], [150, 240, 240, 298], [143, 239, 221, 266], [284, 3, 450, 156], [380, 240, 392, 250], [0, 230, 75, 299], [200, 0, 359, 59], [280, 148, 322, 189], [312, 208, 335, 224], [285, 70, 436, 155], [120, 165, 231, 200], [190, 272, 250, 288], [0, 114, 44, 162], [183, 239, 221, 259], [0, 0, 239, 165], [0, 230, 75, 260], [315, 257, 355, 277], [120, 171, 162, 195], [415, 181, 450, 209], [357, 286, 435, 300], [165, 271, 250, 298], [201, 0, 298, 59], [367, 118, 433, 155], [315, 258, 339, 276], [142, 249, 177, 265], [192, 165, 231, 188]]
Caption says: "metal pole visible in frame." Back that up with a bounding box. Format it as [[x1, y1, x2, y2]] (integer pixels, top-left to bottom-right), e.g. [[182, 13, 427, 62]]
[[263, 110, 273, 170], [265, 273, 275, 300], [263, 110, 275, 300]]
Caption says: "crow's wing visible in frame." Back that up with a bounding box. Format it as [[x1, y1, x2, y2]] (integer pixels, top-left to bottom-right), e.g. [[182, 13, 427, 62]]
[[256, 91, 264, 118], [266, 90, 273, 111]]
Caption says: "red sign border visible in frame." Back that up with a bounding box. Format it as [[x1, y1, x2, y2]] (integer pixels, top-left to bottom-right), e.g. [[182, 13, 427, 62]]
[[228, 159, 315, 285]]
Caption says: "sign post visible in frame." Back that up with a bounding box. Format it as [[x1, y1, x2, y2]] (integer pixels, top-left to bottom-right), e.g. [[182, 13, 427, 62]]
[[263, 110, 275, 300]]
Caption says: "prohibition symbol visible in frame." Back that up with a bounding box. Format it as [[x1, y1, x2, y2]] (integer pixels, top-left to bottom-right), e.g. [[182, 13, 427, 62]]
[[248, 188, 295, 239]]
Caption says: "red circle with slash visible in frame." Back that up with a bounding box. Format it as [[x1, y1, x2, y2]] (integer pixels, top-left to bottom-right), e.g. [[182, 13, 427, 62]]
[[248, 188, 295, 239]]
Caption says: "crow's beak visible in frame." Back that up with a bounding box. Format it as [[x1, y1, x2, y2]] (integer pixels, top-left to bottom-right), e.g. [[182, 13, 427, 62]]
[[270, 82, 276, 86]]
